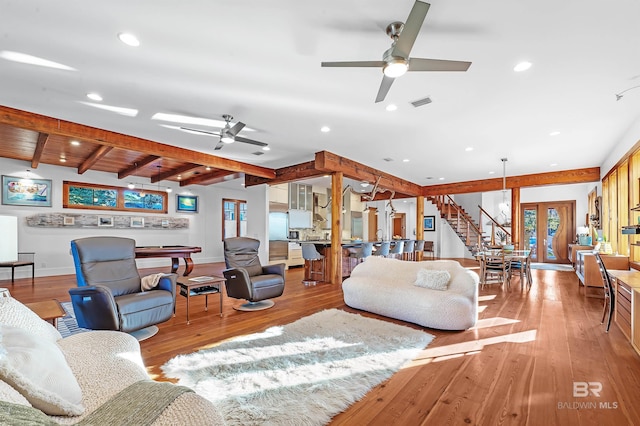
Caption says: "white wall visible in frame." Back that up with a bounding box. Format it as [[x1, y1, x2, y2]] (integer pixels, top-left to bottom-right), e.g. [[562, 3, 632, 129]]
[[0, 157, 268, 280]]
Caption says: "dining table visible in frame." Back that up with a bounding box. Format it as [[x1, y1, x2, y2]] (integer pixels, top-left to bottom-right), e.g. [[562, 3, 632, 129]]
[[477, 249, 532, 288]]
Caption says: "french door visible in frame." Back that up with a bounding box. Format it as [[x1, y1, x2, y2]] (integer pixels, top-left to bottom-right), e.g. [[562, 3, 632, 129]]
[[521, 201, 574, 263]]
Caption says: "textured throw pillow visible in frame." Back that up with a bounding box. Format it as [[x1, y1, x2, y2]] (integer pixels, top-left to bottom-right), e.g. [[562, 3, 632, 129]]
[[414, 269, 451, 291], [0, 325, 84, 416]]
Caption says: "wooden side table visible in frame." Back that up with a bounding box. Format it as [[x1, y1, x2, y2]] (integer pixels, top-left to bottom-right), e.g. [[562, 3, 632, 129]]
[[177, 276, 226, 324], [24, 299, 66, 327]]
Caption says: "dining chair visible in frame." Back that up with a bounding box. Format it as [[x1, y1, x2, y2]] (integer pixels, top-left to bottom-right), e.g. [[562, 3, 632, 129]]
[[481, 250, 511, 289], [414, 240, 425, 261], [509, 250, 533, 290], [593, 252, 615, 332], [423, 241, 435, 259]]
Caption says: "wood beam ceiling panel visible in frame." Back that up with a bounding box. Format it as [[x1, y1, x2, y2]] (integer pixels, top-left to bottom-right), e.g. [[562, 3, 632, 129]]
[[151, 163, 203, 183], [31, 133, 49, 168], [78, 145, 113, 174], [0, 105, 275, 179], [117, 155, 161, 179], [422, 167, 601, 196], [315, 151, 422, 197], [245, 161, 321, 187], [180, 171, 243, 186]]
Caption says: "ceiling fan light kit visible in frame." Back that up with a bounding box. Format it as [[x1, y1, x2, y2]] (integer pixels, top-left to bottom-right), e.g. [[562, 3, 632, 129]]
[[179, 114, 268, 151], [321, 1, 471, 103]]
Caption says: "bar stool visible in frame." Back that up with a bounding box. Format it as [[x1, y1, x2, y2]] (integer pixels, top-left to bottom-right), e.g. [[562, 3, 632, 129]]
[[372, 241, 390, 257], [403, 240, 416, 261], [349, 242, 374, 273], [388, 240, 404, 259], [301, 243, 325, 286], [414, 240, 425, 261]]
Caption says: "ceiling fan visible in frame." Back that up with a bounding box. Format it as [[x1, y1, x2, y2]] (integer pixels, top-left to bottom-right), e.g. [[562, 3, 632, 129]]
[[321, 1, 471, 103], [181, 114, 268, 151]]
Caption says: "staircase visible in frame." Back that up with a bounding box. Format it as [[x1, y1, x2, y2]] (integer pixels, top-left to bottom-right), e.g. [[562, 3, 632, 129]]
[[429, 195, 511, 256]]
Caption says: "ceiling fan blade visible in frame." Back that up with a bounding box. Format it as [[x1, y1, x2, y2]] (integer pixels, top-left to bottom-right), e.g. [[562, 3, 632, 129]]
[[375, 75, 395, 103], [408, 58, 471, 72], [235, 135, 268, 147], [227, 121, 246, 137], [392, 1, 430, 58], [180, 126, 220, 136], [321, 60, 385, 68], [214, 141, 224, 150]]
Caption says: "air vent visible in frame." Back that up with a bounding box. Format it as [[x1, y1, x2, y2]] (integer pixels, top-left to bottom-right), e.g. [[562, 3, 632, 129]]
[[252, 151, 264, 156], [411, 96, 432, 108]]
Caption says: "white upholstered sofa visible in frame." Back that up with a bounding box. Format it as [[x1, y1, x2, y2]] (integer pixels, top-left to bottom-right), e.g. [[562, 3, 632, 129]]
[[0, 296, 225, 425], [342, 257, 479, 330]]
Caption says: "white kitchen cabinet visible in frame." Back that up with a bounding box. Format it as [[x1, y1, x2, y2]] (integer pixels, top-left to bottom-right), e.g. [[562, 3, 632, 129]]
[[289, 209, 312, 229], [287, 242, 304, 267], [269, 184, 288, 204]]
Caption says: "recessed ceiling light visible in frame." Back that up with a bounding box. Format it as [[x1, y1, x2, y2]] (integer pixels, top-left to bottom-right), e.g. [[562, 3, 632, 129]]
[[402, 159, 409, 163], [0, 50, 76, 71], [59, 157, 66, 163], [320, 126, 330, 133], [514, 61, 532, 72], [438, 177, 445, 181], [465, 147, 473, 152], [205, 166, 211, 171], [79, 102, 138, 117], [118, 32, 140, 47], [550, 163, 558, 167], [549, 131, 561, 136], [86, 93, 102, 101], [386, 104, 398, 112], [489, 171, 495, 175], [70, 140, 80, 146], [262, 146, 270, 151]]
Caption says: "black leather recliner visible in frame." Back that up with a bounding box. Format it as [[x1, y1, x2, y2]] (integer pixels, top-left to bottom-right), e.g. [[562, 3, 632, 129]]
[[223, 237, 285, 311], [69, 236, 176, 337]]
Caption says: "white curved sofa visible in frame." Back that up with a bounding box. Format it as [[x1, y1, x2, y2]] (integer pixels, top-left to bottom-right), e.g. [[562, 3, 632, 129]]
[[342, 257, 479, 330]]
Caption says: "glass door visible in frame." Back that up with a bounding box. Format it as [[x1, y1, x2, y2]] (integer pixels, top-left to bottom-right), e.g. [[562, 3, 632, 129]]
[[522, 201, 574, 264]]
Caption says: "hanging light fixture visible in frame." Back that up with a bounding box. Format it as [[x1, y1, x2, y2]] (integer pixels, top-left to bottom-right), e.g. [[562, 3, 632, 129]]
[[498, 158, 510, 221]]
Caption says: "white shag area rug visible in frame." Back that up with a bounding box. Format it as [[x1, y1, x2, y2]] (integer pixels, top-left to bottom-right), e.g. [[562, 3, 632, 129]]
[[161, 309, 434, 426]]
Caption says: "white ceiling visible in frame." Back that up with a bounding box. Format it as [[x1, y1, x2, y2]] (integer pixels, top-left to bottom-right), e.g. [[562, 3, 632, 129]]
[[2, 0, 640, 186]]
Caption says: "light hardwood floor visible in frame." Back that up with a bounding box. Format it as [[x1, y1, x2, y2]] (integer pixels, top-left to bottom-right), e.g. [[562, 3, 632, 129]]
[[5, 259, 640, 425]]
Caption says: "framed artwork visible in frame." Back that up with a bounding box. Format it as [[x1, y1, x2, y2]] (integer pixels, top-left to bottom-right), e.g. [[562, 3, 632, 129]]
[[177, 194, 198, 213], [63, 216, 75, 226], [424, 215, 435, 232], [2, 175, 52, 207], [130, 217, 145, 228], [63, 181, 167, 213], [97, 216, 114, 227]]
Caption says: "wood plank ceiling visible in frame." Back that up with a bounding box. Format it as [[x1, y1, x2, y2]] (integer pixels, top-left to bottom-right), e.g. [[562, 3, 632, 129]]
[[0, 105, 600, 193]]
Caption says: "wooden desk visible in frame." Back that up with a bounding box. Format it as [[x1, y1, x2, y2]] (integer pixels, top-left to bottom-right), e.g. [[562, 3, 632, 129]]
[[25, 299, 66, 327], [607, 270, 640, 355], [576, 252, 629, 297], [568, 244, 594, 267], [135, 245, 202, 276]]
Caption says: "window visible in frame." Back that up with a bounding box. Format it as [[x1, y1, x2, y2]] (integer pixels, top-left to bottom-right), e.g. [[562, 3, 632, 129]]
[[223, 198, 247, 239], [63, 181, 167, 213]]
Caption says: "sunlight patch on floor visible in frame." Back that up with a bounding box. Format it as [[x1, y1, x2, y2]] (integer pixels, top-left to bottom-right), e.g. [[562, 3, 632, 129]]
[[478, 295, 497, 302], [402, 329, 537, 368], [472, 316, 520, 329], [478, 305, 487, 313]]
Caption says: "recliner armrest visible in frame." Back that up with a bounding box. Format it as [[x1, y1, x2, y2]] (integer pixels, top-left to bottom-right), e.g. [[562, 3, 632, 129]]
[[68, 285, 119, 330], [263, 263, 285, 277], [156, 273, 177, 299], [223, 267, 253, 300]]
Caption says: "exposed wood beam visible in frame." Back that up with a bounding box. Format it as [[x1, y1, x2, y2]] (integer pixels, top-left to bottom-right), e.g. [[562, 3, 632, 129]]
[[0, 105, 275, 179], [151, 163, 201, 183], [315, 151, 422, 197], [31, 132, 49, 168], [245, 161, 320, 187], [422, 167, 601, 196], [117, 155, 160, 179], [78, 145, 113, 174], [180, 171, 243, 186]]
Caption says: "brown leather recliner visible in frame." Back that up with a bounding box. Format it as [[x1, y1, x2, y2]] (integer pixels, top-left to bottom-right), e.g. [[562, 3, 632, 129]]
[[223, 237, 285, 311], [69, 236, 176, 338]]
